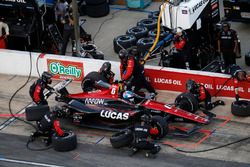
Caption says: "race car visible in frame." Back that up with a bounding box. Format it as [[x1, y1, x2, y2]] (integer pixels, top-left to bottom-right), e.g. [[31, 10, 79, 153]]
[[50, 79, 213, 139]]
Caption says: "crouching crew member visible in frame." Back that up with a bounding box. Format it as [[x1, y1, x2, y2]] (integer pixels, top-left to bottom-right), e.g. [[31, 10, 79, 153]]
[[29, 72, 54, 105], [118, 46, 156, 97], [130, 115, 161, 158], [186, 79, 225, 110], [81, 62, 114, 92]]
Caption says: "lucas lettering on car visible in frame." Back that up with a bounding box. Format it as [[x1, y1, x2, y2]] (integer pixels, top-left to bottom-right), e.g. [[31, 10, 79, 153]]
[[49, 62, 82, 78], [100, 110, 129, 120], [84, 98, 105, 105]]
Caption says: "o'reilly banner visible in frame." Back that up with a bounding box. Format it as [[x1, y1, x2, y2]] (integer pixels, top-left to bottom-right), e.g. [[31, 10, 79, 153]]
[[47, 59, 84, 82]]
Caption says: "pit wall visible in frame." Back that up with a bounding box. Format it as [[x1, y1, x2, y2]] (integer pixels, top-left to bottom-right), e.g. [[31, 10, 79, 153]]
[[0, 49, 249, 99]]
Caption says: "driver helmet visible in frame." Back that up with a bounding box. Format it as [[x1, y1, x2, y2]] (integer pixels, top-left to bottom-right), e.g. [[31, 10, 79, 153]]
[[41, 71, 53, 84], [123, 91, 135, 103], [186, 79, 198, 92], [99, 62, 114, 81]]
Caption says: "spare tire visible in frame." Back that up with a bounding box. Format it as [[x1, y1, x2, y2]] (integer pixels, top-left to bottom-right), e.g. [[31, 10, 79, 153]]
[[85, 0, 106, 5], [52, 131, 77, 152], [150, 115, 168, 139], [175, 92, 199, 113], [137, 19, 157, 31], [245, 52, 250, 66], [85, 2, 110, 18], [148, 11, 159, 20], [126, 26, 148, 40], [113, 34, 136, 53], [148, 28, 169, 40], [231, 100, 250, 117], [110, 129, 133, 148], [137, 37, 155, 55]]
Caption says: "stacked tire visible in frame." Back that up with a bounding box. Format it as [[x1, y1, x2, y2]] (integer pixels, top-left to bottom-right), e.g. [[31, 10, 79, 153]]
[[85, 0, 110, 18], [231, 100, 250, 117], [245, 52, 250, 66], [113, 10, 170, 59]]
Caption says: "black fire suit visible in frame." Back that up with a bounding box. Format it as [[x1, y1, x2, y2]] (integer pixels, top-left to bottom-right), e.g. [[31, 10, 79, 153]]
[[120, 57, 155, 94], [29, 79, 53, 105], [131, 123, 161, 155], [81, 71, 113, 92], [218, 29, 238, 68]]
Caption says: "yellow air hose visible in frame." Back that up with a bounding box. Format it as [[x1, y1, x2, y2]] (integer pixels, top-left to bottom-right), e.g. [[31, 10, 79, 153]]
[[141, 3, 167, 64]]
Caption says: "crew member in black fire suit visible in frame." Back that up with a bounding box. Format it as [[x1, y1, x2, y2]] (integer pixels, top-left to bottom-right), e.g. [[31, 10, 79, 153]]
[[29, 72, 54, 105], [81, 62, 115, 92], [118, 46, 156, 96], [217, 22, 238, 69], [30, 107, 65, 146], [186, 79, 224, 110], [130, 114, 161, 158]]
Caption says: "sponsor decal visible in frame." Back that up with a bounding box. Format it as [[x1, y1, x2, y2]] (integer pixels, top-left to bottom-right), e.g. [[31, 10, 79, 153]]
[[164, 104, 172, 109], [154, 78, 182, 85], [2, 0, 26, 3], [47, 59, 84, 81], [84, 98, 104, 105], [100, 110, 129, 120], [192, 0, 209, 13]]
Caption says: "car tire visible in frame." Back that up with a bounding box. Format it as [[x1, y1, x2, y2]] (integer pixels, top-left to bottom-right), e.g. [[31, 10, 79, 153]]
[[110, 129, 133, 148], [148, 11, 159, 20], [137, 37, 155, 55], [245, 52, 250, 66], [150, 115, 168, 139], [231, 100, 250, 117], [25, 105, 50, 121], [148, 28, 169, 40], [113, 34, 137, 53], [137, 19, 157, 31], [85, 2, 110, 18], [52, 131, 77, 152], [175, 92, 199, 113], [85, 0, 107, 5], [126, 26, 148, 40]]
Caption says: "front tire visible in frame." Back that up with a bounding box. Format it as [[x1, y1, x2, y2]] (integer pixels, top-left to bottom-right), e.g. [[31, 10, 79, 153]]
[[110, 129, 133, 148], [175, 92, 199, 113], [150, 116, 168, 139]]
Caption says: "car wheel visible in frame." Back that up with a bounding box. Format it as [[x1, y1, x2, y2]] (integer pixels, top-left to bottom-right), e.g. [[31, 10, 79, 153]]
[[137, 19, 157, 31], [231, 100, 250, 117], [126, 26, 148, 40], [52, 131, 77, 152], [175, 92, 199, 113], [85, 2, 110, 18], [85, 0, 107, 5], [150, 116, 168, 139], [148, 11, 159, 20], [110, 129, 133, 148], [113, 34, 137, 53], [148, 28, 169, 40], [25, 105, 50, 121], [245, 52, 250, 66]]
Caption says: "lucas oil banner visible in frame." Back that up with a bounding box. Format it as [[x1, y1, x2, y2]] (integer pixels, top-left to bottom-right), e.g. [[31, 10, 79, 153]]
[[47, 59, 84, 82], [145, 68, 250, 99]]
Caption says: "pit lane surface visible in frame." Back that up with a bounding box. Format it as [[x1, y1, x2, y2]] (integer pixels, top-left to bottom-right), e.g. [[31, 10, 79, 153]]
[[0, 133, 249, 167], [0, 74, 250, 166]]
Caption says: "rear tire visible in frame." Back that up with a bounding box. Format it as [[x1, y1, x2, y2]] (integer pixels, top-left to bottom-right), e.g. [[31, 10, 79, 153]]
[[110, 129, 133, 148], [175, 92, 199, 113], [231, 100, 250, 117], [52, 131, 77, 152], [150, 116, 168, 139]]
